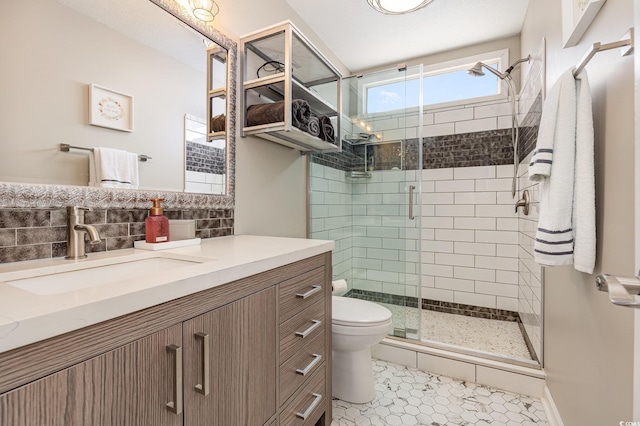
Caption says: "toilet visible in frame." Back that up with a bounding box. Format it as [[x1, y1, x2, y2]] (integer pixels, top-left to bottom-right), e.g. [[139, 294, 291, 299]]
[[331, 296, 393, 403]]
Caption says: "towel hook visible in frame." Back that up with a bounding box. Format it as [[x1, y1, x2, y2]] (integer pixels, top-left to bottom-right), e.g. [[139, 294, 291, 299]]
[[515, 189, 530, 215]]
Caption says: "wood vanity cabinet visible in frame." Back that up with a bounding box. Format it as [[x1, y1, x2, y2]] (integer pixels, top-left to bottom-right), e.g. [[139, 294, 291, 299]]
[[0, 253, 332, 426]]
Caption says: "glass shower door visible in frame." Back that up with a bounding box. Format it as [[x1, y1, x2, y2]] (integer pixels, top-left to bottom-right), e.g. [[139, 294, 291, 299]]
[[340, 65, 422, 339]]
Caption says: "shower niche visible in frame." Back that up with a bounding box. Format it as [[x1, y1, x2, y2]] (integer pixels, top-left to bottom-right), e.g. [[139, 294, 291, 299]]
[[240, 21, 342, 153]]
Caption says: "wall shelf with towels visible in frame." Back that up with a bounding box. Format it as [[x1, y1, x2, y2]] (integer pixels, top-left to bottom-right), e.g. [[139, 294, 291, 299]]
[[573, 28, 634, 77], [240, 21, 342, 154], [59, 143, 152, 162]]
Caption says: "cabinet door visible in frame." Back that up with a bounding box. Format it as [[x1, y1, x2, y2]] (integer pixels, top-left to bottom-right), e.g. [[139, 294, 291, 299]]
[[183, 287, 277, 426], [0, 324, 183, 426]]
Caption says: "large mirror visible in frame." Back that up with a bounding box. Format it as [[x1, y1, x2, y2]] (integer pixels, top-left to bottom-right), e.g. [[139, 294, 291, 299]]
[[0, 0, 236, 209]]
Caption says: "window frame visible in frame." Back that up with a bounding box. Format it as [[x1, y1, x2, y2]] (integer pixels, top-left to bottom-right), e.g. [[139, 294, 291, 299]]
[[361, 49, 510, 117]]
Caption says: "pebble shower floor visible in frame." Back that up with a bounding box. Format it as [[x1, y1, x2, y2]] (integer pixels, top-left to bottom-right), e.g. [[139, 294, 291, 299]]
[[330, 359, 548, 426]]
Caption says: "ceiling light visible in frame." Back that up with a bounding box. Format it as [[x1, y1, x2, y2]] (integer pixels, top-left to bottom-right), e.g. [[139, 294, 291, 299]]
[[189, 0, 219, 22], [367, 0, 435, 15]]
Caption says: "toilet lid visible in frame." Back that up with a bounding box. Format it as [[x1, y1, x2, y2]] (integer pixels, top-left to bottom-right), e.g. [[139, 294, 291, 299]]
[[332, 296, 392, 327]]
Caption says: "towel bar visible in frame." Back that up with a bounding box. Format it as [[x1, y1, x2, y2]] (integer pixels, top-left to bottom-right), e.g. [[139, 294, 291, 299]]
[[573, 28, 634, 77], [595, 273, 640, 309], [59, 143, 151, 162]]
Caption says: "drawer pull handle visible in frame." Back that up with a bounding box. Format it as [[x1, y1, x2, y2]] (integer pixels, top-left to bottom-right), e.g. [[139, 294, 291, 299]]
[[295, 319, 322, 338], [166, 344, 183, 415], [296, 285, 322, 299], [295, 393, 323, 420], [296, 354, 322, 376], [194, 332, 210, 395]]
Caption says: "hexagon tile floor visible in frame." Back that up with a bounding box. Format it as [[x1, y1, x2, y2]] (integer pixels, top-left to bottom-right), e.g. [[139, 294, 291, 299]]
[[331, 359, 549, 426]]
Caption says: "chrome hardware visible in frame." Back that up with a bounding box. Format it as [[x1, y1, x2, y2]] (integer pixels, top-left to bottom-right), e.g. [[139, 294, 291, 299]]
[[595, 273, 640, 309], [194, 333, 210, 395], [295, 319, 322, 338], [295, 393, 323, 420], [409, 185, 415, 220], [296, 354, 322, 376], [65, 206, 101, 260], [515, 189, 530, 215], [59, 143, 151, 161], [296, 285, 322, 299], [166, 344, 183, 414]]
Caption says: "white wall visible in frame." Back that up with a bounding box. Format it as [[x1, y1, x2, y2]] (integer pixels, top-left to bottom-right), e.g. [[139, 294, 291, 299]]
[[521, 0, 636, 423]]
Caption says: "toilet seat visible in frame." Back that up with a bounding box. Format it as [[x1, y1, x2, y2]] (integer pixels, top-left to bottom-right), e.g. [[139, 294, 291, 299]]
[[332, 296, 392, 327]]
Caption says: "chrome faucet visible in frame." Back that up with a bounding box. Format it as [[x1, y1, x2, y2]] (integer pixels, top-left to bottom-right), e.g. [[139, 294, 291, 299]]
[[65, 206, 102, 260]]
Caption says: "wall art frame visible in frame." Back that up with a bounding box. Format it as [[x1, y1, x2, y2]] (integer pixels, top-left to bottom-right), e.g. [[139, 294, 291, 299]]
[[89, 83, 134, 132]]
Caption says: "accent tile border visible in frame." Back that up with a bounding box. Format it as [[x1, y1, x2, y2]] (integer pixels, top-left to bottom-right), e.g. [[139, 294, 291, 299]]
[[0, 208, 234, 264], [347, 288, 520, 322]]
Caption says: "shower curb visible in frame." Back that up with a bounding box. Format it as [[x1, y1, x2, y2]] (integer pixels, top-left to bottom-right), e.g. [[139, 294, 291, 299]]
[[372, 337, 546, 398]]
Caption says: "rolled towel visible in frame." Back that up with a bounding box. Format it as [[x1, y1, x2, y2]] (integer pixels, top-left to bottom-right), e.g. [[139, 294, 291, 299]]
[[246, 99, 311, 130], [305, 116, 321, 137], [292, 99, 311, 128], [210, 114, 225, 132], [318, 115, 335, 143]]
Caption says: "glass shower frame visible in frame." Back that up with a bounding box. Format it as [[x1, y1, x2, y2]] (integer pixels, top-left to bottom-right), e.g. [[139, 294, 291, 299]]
[[309, 64, 424, 339]]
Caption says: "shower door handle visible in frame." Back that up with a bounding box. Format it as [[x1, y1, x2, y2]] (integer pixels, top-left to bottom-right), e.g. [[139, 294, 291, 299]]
[[408, 185, 416, 220]]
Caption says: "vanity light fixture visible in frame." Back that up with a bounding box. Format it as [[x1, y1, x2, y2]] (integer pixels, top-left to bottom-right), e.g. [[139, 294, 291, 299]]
[[367, 0, 435, 15], [189, 0, 219, 22]]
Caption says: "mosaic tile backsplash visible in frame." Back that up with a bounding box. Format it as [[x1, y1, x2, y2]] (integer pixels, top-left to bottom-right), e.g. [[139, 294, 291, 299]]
[[186, 141, 225, 175], [0, 208, 234, 264]]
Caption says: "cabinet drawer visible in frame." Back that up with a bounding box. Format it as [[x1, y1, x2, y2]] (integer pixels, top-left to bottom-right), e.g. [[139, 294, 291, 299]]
[[280, 331, 325, 406], [279, 267, 326, 324], [280, 364, 326, 426], [280, 299, 325, 363]]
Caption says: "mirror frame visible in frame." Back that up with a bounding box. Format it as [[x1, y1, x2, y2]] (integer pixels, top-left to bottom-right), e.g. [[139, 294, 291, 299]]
[[0, 0, 236, 210]]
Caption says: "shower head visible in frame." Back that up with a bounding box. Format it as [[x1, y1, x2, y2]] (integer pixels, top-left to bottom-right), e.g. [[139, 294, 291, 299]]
[[467, 62, 486, 77], [467, 55, 531, 80], [466, 62, 508, 79]]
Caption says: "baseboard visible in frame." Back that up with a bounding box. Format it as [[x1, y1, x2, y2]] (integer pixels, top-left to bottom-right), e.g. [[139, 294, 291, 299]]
[[541, 385, 564, 426]]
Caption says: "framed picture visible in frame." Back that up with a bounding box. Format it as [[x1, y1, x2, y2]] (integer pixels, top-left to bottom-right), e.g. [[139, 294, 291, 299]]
[[89, 83, 134, 132], [562, 0, 607, 48]]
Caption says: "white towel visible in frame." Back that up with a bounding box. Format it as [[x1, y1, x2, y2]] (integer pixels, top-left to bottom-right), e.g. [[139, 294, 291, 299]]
[[573, 71, 596, 273], [89, 147, 139, 189], [528, 68, 596, 273]]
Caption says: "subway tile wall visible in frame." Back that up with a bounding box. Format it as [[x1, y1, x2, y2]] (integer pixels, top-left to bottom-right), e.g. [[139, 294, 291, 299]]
[[515, 44, 544, 362], [309, 165, 353, 286], [0, 208, 234, 264], [310, 71, 543, 358], [518, 153, 543, 363], [351, 170, 421, 298], [421, 165, 520, 311]]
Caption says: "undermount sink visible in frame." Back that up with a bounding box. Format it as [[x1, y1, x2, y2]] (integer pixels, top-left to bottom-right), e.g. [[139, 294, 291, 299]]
[[5, 257, 204, 296]]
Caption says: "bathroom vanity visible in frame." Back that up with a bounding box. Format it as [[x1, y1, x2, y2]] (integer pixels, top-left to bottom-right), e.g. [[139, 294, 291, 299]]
[[0, 236, 333, 426]]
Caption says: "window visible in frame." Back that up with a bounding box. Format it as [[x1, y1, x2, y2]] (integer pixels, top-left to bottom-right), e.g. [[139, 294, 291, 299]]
[[364, 49, 509, 114]]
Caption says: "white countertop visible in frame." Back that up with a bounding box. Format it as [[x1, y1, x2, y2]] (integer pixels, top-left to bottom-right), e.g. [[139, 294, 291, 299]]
[[0, 235, 334, 354]]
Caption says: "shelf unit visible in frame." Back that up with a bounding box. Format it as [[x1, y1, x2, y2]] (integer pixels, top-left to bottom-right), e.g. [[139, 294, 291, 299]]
[[240, 21, 342, 153], [207, 45, 227, 141]]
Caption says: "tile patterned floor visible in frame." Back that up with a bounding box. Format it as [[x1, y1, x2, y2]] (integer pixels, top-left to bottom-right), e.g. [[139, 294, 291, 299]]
[[381, 303, 532, 360], [331, 359, 548, 426]]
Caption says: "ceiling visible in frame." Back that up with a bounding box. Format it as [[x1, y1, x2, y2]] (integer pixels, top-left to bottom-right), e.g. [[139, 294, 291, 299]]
[[286, 0, 530, 72]]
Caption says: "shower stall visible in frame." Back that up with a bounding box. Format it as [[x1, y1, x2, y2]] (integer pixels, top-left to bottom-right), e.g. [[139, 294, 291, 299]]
[[309, 59, 543, 367]]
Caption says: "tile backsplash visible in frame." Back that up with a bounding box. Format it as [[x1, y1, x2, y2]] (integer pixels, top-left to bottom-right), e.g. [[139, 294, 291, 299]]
[[0, 208, 234, 264]]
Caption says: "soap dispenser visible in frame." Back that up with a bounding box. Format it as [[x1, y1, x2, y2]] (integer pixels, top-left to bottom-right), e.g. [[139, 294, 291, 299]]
[[145, 198, 169, 243]]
